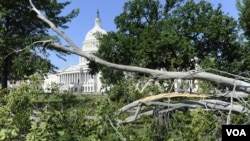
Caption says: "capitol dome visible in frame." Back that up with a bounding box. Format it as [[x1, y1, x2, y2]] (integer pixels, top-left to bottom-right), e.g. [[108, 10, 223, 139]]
[[80, 10, 106, 65], [44, 11, 106, 94], [84, 10, 107, 42]]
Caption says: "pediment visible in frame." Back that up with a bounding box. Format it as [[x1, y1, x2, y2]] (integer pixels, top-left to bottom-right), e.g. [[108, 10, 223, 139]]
[[60, 65, 81, 73]]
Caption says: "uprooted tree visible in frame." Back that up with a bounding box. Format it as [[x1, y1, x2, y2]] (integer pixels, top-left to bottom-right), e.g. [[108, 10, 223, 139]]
[[29, 0, 250, 140]]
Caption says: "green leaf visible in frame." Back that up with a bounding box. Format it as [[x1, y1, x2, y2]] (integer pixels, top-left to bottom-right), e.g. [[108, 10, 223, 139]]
[[57, 131, 65, 136], [40, 122, 47, 130]]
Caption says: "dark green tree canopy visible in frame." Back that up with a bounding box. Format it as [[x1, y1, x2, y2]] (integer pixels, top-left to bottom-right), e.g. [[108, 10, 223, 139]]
[[0, 0, 79, 88], [234, 0, 250, 77], [94, 0, 239, 84], [237, 0, 250, 39]]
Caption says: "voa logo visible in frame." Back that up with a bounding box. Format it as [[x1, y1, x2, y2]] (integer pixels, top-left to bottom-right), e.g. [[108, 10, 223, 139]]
[[226, 129, 246, 136]]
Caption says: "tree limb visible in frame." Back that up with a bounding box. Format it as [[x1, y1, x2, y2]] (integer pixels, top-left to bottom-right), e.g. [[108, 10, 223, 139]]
[[118, 93, 208, 114], [29, 0, 80, 51], [216, 91, 249, 98], [119, 99, 249, 124]]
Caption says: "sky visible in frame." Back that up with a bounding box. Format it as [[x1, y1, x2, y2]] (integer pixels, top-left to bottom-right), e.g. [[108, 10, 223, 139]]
[[49, 0, 239, 70]]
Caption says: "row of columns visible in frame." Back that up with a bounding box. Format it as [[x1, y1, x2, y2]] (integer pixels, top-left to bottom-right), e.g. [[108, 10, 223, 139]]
[[58, 72, 99, 92], [59, 72, 93, 85]]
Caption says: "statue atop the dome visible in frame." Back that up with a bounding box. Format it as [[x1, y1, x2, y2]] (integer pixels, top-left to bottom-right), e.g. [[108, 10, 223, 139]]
[[95, 9, 101, 28], [97, 10, 100, 18]]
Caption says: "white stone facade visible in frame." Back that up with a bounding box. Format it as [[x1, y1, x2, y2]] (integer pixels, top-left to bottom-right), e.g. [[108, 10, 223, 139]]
[[43, 11, 106, 93]]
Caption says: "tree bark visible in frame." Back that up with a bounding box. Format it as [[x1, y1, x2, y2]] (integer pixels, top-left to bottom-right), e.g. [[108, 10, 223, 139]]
[[119, 99, 249, 124]]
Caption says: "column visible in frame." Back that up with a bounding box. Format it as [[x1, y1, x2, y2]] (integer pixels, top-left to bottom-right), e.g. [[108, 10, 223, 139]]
[[85, 73, 87, 82], [66, 74, 67, 84], [65, 74, 67, 84], [84, 73, 86, 82], [65, 74, 66, 84], [79, 72, 80, 83], [67, 73, 70, 84], [75, 73, 77, 83], [77, 72, 80, 84], [58, 75, 62, 84], [86, 73, 87, 82], [67, 74, 69, 84], [66, 74, 68, 84], [78, 73, 79, 83], [62, 74, 65, 84], [80, 73, 82, 83], [74, 73, 75, 83], [82, 72, 84, 83], [69, 73, 71, 84], [73, 73, 75, 83], [67, 73, 69, 84], [75, 73, 77, 84], [64, 74, 65, 84], [71, 73, 73, 83], [59, 75, 61, 84], [69, 73, 73, 83], [59, 75, 62, 84], [63, 74, 65, 84]]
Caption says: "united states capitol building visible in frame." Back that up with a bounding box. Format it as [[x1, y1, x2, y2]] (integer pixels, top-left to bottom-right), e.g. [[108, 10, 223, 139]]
[[42, 11, 201, 94], [43, 11, 106, 93]]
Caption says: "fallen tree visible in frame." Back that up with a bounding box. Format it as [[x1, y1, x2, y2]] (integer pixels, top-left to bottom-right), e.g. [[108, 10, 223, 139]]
[[29, 0, 250, 127], [29, 0, 250, 93], [117, 92, 249, 124]]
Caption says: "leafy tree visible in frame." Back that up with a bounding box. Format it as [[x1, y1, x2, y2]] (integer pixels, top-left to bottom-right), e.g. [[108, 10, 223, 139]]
[[95, 0, 239, 84], [168, 0, 239, 73], [16, 1, 249, 141], [0, 0, 79, 89], [237, 0, 250, 39], [236, 0, 250, 77]]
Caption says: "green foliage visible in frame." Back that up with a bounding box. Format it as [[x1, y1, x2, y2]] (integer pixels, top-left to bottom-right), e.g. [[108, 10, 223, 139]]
[[195, 80, 216, 94], [0, 106, 19, 141], [1, 0, 250, 140], [160, 109, 220, 141], [0, 0, 79, 88], [108, 80, 141, 104], [94, 0, 240, 84], [0, 74, 249, 141], [236, 0, 250, 77], [238, 0, 250, 39], [0, 74, 123, 140], [26, 109, 84, 141], [107, 78, 161, 106], [0, 74, 43, 140]]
